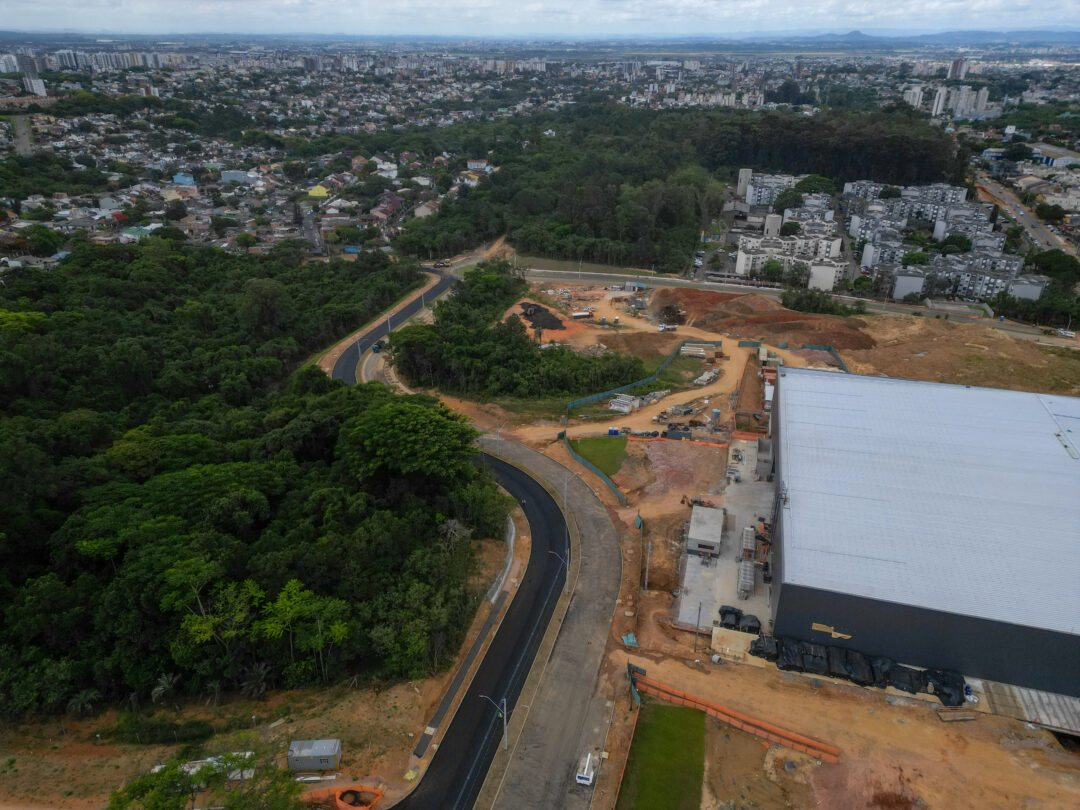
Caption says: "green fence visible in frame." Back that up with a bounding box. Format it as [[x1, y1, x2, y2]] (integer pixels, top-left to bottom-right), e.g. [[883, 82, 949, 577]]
[[563, 436, 628, 506], [800, 343, 850, 373], [565, 339, 725, 414]]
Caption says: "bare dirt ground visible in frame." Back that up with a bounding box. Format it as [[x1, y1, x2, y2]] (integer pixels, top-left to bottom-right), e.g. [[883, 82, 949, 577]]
[[846, 314, 1080, 395], [651, 288, 876, 351], [702, 718, 816, 810], [606, 651, 1080, 810], [0, 528, 525, 810]]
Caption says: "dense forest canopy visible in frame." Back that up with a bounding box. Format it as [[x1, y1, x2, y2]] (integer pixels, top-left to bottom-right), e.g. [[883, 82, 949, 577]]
[[390, 261, 646, 398], [393, 103, 964, 269], [0, 239, 508, 715]]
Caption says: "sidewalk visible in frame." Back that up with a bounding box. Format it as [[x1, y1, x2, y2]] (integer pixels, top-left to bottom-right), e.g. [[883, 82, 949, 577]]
[[476, 436, 623, 810]]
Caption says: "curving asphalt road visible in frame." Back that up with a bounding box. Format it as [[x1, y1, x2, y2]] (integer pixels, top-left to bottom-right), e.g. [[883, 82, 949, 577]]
[[395, 457, 566, 810], [330, 292, 568, 809], [331, 269, 457, 385]]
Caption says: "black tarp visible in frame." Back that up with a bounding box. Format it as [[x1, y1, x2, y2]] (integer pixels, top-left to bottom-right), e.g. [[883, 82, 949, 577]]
[[739, 615, 762, 634], [777, 638, 804, 671], [802, 653, 829, 675], [749, 635, 779, 661], [845, 650, 875, 686], [926, 669, 966, 707], [888, 665, 927, 695], [871, 656, 895, 688], [827, 646, 848, 679]]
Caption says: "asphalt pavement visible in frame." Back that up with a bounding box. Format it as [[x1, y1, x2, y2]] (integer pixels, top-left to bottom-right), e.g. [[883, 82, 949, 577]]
[[978, 175, 1074, 255], [393, 457, 567, 810], [331, 270, 456, 384], [330, 297, 571, 810]]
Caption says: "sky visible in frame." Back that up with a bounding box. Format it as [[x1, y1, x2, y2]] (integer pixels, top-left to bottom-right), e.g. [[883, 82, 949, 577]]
[[2, 0, 1072, 38]]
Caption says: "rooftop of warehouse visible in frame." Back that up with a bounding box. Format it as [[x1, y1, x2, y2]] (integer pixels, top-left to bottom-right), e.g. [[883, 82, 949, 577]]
[[776, 367, 1080, 637]]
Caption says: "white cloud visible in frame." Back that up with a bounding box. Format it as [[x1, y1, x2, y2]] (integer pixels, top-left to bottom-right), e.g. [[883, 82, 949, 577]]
[[3, 0, 1073, 36]]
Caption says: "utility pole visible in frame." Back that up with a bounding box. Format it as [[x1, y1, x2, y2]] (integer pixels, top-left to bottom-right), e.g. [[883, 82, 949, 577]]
[[549, 549, 570, 595], [693, 601, 703, 653], [563, 473, 570, 553], [480, 695, 508, 751]]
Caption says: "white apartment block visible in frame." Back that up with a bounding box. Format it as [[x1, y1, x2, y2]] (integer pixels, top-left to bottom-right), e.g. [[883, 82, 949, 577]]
[[745, 173, 801, 207]]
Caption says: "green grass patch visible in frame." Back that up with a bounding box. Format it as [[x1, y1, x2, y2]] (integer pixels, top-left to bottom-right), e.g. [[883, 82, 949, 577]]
[[617, 702, 705, 810], [569, 436, 628, 476], [515, 253, 655, 276]]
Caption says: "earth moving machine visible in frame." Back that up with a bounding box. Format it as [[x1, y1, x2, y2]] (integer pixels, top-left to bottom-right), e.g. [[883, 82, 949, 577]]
[[300, 785, 385, 810]]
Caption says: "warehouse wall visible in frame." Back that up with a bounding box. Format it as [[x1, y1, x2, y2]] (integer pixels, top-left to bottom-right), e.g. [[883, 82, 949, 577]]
[[774, 584, 1080, 697]]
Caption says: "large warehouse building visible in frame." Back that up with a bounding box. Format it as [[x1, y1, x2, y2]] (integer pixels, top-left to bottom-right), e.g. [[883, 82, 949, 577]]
[[771, 368, 1080, 697]]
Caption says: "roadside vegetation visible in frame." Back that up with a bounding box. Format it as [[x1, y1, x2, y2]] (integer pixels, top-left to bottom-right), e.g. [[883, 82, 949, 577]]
[[617, 702, 705, 810], [389, 260, 646, 399], [989, 249, 1080, 327], [781, 288, 868, 316], [0, 238, 509, 717]]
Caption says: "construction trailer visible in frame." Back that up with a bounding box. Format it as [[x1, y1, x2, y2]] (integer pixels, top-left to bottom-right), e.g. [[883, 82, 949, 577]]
[[687, 505, 725, 557], [288, 739, 342, 772], [771, 368, 1080, 697]]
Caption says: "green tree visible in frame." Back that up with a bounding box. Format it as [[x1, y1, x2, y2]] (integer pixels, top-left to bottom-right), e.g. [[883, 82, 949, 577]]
[[283, 161, 308, 182], [22, 224, 64, 256], [235, 232, 258, 248], [772, 189, 804, 213], [794, 174, 837, 195], [1035, 202, 1066, 223], [239, 278, 293, 337], [339, 400, 477, 481], [939, 233, 972, 254], [902, 251, 931, 266], [164, 200, 188, 221], [1003, 142, 1034, 162], [780, 221, 801, 236]]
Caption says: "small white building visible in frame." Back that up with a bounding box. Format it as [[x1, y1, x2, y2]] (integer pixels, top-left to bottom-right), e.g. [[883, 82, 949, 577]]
[[688, 505, 725, 557]]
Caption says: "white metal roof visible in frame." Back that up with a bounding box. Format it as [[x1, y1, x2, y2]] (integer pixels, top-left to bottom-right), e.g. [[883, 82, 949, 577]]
[[776, 367, 1080, 636], [689, 505, 725, 544]]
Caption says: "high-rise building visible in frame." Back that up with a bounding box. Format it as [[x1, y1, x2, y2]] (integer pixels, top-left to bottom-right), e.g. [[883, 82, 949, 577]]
[[948, 58, 968, 80], [931, 86, 948, 117], [737, 168, 753, 200], [902, 84, 924, 109], [22, 77, 47, 97]]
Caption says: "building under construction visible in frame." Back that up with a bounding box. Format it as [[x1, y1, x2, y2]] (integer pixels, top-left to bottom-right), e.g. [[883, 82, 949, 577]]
[[770, 368, 1080, 697]]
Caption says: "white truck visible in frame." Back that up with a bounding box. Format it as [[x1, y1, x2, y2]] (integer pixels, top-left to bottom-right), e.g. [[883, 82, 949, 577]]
[[575, 752, 597, 786]]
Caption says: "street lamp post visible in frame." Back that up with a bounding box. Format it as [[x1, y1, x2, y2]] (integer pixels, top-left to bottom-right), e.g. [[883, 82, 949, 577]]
[[480, 695, 508, 751], [549, 549, 570, 595]]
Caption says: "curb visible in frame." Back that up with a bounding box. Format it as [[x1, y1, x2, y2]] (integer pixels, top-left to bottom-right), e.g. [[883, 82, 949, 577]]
[[473, 439, 585, 810], [387, 497, 527, 807]]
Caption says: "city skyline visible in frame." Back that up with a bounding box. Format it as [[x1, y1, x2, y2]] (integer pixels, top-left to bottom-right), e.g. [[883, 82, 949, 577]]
[[1, 0, 1072, 39]]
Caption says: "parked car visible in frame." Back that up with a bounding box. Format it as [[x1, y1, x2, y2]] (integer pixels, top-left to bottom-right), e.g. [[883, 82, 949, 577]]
[[372, 340, 385, 353]]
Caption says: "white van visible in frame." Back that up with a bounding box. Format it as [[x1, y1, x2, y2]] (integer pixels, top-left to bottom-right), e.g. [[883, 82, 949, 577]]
[[575, 752, 596, 786]]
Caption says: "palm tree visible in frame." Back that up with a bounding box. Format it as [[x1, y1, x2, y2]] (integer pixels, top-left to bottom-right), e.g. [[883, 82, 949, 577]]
[[66, 689, 101, 717], [151, 672, 180, 706], [204, 680, 222, 707], [240, 662, 270, 699]]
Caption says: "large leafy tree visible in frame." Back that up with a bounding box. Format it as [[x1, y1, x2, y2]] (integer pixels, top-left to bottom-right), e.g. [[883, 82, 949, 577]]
[[0, 240, 509, 714]]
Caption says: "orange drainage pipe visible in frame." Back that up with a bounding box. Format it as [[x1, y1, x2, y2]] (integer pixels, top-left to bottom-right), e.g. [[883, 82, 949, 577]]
[[636, 675, 840, 759], [634, 676, 840, 763], [627, 436, 730, 449]]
